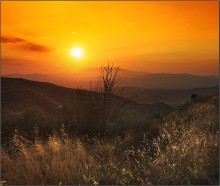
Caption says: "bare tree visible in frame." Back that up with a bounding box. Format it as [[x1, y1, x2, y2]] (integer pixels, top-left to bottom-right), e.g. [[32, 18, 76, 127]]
[[69, 63, 121, 134], [96, 63, 120, 132]]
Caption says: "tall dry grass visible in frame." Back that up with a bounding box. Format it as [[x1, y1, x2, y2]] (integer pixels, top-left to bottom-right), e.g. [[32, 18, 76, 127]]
[[1, 122, 218, 185]]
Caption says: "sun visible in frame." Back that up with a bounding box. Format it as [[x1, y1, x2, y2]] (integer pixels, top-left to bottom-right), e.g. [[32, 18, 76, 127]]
[[70, 47, 84, 59]]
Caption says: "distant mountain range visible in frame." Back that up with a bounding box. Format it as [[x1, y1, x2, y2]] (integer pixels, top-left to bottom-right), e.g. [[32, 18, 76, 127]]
[[3, 68, 218, 89]]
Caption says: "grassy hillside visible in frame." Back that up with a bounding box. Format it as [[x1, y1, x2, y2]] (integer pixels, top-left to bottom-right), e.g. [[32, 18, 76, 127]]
[[1, 93, 218, 185], [2, 77, 173, 140]]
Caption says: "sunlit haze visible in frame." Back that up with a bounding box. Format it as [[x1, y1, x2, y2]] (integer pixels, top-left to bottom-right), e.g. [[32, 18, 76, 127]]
[[1, 1, 219, 76]]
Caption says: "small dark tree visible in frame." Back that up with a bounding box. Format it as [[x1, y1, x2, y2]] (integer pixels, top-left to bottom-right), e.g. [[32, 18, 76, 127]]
[[191, 94, 198, 100]]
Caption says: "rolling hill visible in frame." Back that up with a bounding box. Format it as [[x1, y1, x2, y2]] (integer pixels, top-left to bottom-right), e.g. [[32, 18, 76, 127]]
[[1, 77, 173, 127]]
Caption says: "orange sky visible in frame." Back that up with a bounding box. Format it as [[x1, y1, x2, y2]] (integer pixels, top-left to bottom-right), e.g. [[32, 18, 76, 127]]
[[1, 1, 219, 75]]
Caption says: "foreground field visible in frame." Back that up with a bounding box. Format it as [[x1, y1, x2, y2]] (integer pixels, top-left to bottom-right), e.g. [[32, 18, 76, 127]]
[[1, 94, 219, 185]]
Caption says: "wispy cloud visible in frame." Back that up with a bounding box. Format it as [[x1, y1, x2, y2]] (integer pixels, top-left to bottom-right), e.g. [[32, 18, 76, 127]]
[[2, 37, 26, 43], [1, 36, 52, 53], [25, 42, 51, 52]]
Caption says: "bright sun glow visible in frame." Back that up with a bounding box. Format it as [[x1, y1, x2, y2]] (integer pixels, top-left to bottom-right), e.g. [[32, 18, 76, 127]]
[[70, 47, 84, 59]]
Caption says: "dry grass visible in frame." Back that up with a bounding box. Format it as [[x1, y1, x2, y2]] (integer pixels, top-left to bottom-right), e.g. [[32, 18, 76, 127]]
[[1, 123, 218, 185], [149, 123, 219, 184]]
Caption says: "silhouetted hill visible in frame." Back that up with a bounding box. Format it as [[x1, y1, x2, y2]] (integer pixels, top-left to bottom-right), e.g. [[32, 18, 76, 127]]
[[2, 77, 74, 123], [2, 77, 173, 127]]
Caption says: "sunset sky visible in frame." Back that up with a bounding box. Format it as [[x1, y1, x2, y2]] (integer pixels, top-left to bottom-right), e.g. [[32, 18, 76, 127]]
[[1, 1, 219, 75]]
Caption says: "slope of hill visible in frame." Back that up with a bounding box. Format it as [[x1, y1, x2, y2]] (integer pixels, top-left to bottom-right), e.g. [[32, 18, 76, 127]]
[[1, 78, 173, 129], [2, 77, 74, 124]]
